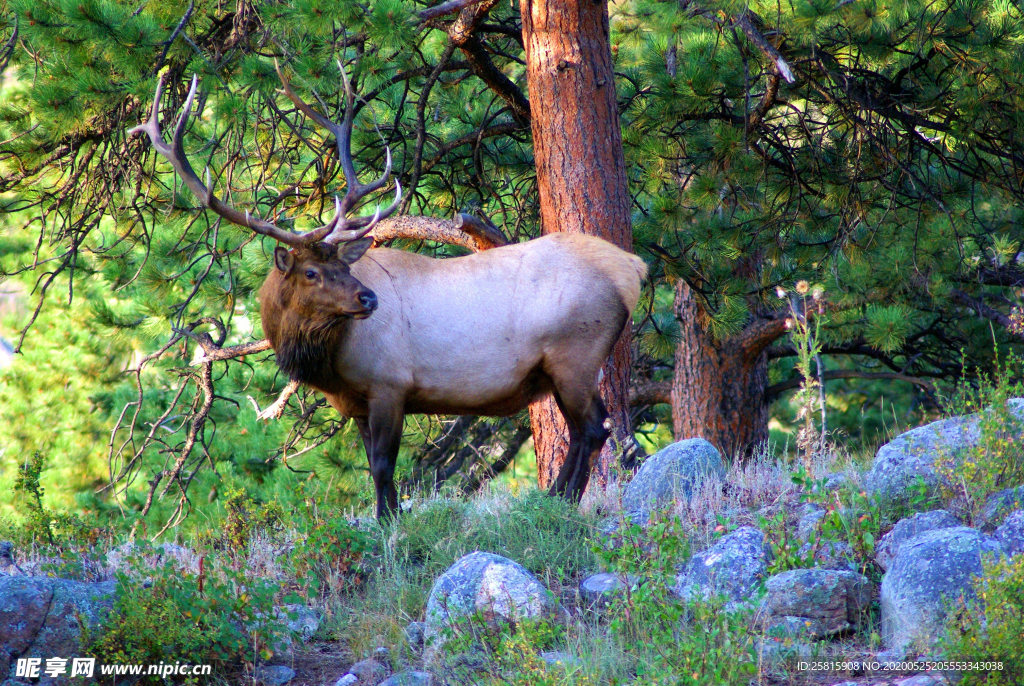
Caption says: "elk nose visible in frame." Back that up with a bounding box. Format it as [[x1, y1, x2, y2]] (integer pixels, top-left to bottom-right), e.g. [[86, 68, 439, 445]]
[[358, 291, 378, 311]]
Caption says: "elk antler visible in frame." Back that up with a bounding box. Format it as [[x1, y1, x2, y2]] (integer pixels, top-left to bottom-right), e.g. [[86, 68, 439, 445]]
[[275, 60, 402, 244], [130, 64, 401, 247]]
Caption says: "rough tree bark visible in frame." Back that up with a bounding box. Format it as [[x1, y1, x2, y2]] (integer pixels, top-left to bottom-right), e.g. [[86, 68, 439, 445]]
[[671, 281, 788, 458], [519, 0, 638, 489]]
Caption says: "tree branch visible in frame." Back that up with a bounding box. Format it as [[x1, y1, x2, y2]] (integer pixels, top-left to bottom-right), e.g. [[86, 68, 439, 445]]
[[370, 214, 507, 251], [732, 12, 795, 84], [418, 0, 489, 21], [629, 380, 672, 407], [441, 0, 532, 125], [950, 288, 1014, 330]]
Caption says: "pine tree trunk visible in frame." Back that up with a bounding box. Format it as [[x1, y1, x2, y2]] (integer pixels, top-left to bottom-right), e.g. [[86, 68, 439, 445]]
[[671, 281, 787, 458], [519, 0, 636, 489]]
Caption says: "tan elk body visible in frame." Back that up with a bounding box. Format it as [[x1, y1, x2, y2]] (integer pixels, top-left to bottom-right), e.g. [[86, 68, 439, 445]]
[[132, 65, 646, 518], [261, 234, 645, 418]]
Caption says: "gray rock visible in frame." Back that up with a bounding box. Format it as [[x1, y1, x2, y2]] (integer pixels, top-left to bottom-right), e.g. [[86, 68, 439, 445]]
[[578, 572, 638, 607], [378, 671, 433, 686], [621, 439, 725, 515], [672, 526, 772, 603], [894, 676, 943, 686], [539, 651, 583, 669], [404, 621, 425, 651], [338, 658, 387, 685], [980, 486, 1024, 530], [797, 538, 858, 571], [373, 646, 392, 670], [866, 400, 1024, 506], [761, 569, 874, 639], [0, 576, 116, 684], [280, 604, 320, 640], [994, 509, 1024, 557], [424, 552, 560, 664], [755, 638, 816, 671], [881, 527, 1002, 655], [333, 676, 358, 686], [255, 665, 295, 686], [797, 506, 825, 543], [876, 510, 963, 572]]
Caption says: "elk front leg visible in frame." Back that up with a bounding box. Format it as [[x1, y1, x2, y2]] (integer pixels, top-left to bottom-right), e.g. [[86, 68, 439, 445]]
[[363, 398, 405, 520]]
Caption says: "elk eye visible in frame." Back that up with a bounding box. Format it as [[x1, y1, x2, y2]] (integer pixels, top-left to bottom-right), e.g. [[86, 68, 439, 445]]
[[305, 270, 317, 281]]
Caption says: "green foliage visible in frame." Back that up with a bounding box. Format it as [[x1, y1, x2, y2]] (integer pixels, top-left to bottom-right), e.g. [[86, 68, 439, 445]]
[[6, 450, 99, 548], [89, 544, 301, 678], [759, 509, 816, 575], [217, 488, 285, 552], [390, 489, 597, 583], [943, 555, 1024, 685], [594, 513, 759, 685], [790, 465, 884, 577], [937, 353, 1024, 516], [291, 515, 373, 592]]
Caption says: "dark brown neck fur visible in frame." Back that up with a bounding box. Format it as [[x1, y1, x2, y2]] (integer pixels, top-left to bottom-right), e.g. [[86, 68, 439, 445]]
[[259, 271, 349, 394]]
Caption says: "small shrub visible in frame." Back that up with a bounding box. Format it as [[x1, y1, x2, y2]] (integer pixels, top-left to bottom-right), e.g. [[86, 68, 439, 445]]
[[217, 488, 285, 551], [10, 451, 96, 547], [596, 512, 758, 685], [88, 543, 302, 681], [938, 353, 1024, 517], [759, 509, 816, 575], [790, 465, 883, 577], [943, 554, 1024, 685], [444, 616, 590, 686], [292, 516, 373, 593]]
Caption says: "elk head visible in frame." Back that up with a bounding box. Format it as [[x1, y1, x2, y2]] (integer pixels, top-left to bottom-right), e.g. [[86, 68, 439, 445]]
[[268, 238, 377, 321]]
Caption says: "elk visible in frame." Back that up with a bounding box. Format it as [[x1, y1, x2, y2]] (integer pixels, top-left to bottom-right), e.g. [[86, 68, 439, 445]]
[[130, 66, 647, 520]]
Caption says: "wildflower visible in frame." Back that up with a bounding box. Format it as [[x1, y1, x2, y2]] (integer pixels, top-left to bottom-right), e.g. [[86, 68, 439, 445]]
[[776, 286, 787, 299], [796, 280, 810, 295]]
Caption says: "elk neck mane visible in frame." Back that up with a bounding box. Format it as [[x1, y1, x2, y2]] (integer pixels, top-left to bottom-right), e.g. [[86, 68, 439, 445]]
[[258, 272, 348, 394]]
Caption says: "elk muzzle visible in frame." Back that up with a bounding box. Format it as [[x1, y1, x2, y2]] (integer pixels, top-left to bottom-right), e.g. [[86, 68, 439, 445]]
[[355, 289, 378, 317]]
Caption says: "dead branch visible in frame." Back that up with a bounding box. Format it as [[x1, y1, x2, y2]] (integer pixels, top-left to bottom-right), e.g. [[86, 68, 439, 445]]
[[249, 379, 301, 420]]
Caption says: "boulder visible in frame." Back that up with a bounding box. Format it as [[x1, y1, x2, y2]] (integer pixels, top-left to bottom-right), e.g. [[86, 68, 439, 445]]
[[875, 510, 963, 572], [994, 510, 1024, 557], [797, 505, 825, 543], [865, 400, 1024, 506], [280, 604, 319, 640], [578, 572, 639, 608], [0, 577, 116, 684], [254, 665, 295, 686], [761, 569, 874, 639], [894, 677, 945, 686], [403, 621, 425, 651], [424, 552, 560, 664], [979, 486, 1024, 530], [378, 672, 433, 686], [621, 439, 725, 515], [672, 527, 772, 604], [797, 539, 857, 571], [881, 527, 1002, 655], [334, 658, 387, 685]]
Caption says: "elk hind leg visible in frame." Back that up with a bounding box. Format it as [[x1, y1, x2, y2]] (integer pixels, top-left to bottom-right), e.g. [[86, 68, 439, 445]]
[[549, 391, 610, 502]]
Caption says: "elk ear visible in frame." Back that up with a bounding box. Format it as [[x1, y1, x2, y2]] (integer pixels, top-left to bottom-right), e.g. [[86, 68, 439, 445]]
[[274, 247, 295, 274], [337, 237, 373, 264]]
